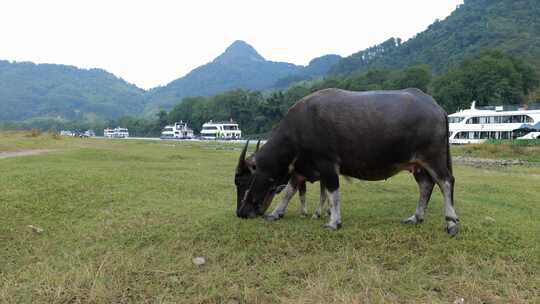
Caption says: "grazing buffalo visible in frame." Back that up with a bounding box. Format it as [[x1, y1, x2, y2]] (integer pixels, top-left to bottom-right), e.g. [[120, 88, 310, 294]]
[[235, 88, 459, 236]]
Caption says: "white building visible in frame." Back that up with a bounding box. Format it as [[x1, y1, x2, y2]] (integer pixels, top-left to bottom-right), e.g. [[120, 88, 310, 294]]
[[448, 101, 540, 144], [200, 120, 242, 140], [60, 130, 74, 136]]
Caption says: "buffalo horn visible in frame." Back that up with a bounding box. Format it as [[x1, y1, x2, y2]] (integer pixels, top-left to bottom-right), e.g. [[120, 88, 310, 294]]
[[255, 139, 261, 152], [236, 140, 250, 172]]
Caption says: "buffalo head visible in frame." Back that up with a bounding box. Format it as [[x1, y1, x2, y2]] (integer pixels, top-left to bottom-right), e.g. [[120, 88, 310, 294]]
[[235, 140, 280, 218]]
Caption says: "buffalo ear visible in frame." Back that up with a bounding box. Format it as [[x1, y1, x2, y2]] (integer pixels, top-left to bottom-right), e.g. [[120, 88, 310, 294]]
[[236, 140, 250, 174]]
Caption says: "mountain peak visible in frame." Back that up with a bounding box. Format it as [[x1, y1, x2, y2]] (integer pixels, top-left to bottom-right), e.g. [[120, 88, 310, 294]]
[[214, 40, 265, 64]]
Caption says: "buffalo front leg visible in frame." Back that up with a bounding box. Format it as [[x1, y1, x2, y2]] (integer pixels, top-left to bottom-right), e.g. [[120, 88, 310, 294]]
[[266, 180, 297, 221], [298, 180, 308, 217], [323, 189, 342, 230], [319, 161, 341, 230], [402, 168, 435, 225]]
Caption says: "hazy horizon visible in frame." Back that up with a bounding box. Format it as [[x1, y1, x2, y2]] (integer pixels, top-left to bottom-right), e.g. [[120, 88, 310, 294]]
[[0, 0, 463, 89]]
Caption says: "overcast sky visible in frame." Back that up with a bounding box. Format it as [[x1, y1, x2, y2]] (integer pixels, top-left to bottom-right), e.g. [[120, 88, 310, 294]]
[[0, 0, 463, 89]]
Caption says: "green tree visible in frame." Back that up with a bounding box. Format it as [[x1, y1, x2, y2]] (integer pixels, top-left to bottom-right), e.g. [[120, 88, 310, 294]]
[[157, 110, 169, 129], [433, 50, 539, 111], [389, 65, 432, 92]]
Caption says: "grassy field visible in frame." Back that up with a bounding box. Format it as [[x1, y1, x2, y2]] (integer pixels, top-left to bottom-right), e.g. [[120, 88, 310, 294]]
[[452, 140, 540, 163], [1, 132, 539, 303]]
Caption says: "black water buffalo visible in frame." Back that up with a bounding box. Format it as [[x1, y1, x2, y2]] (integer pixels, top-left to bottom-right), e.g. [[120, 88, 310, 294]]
[[235, 88, 459, 236]]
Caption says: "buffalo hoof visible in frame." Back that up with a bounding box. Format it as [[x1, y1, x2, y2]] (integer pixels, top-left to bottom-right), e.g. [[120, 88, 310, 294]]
[[446, 223, 459, 237], [312, 212, 321, 219], [265, 214, 282, 221], [300, 212, 308, 218], [401, 215, 423, 225], [322, 222, 342, 230]]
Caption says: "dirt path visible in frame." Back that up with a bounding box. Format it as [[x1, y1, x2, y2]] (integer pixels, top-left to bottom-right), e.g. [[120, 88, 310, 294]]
[[453, 155, 539, 168], [0, 149, 55, 159]]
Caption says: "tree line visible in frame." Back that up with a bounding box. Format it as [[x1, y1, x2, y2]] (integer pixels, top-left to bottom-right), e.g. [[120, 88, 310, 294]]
[[3, 50, 538, 137], [166, 50, 539, 136]]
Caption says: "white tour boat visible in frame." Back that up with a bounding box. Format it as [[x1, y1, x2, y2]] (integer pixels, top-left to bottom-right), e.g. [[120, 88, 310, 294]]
[[200, 120, 242, 140], [160, 121, 194, 139], [104, 127, 129, 138], [448, 101, 540, 144]]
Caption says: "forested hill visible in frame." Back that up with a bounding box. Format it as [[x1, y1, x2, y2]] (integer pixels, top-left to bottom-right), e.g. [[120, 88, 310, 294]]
[[0, 60, 145, 122], [0, 41, 340, 122], [330, 0, 540, 76], [144, 40, 303, 112], [273, 54, 342, 88]]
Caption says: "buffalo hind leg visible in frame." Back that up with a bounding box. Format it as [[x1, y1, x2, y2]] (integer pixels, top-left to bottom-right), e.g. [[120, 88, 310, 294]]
[[266, 179, 298, 221], [440, 176, 458, 237], [312, 182, 328, 219], [402, 168, 435, 225], [422, 160, 459, 237]]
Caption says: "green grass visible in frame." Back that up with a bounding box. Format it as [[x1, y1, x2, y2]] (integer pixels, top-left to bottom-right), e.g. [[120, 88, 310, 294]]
[[1, 133, 539, 303], [453, 141, 540, 163]]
